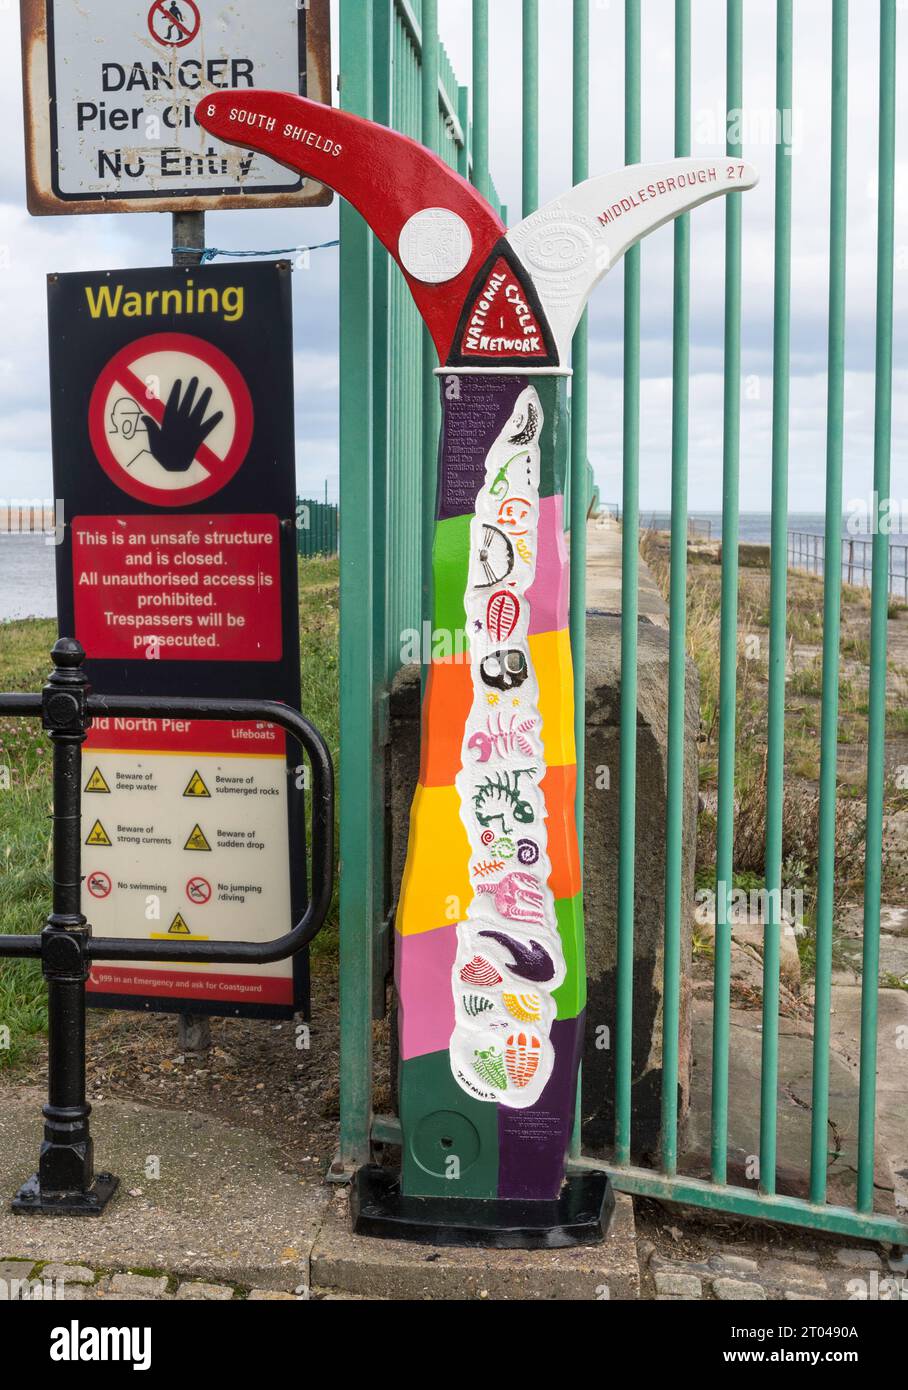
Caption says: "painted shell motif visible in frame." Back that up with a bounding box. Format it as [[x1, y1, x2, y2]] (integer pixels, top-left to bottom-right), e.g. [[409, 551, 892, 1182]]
[[505, 1031, 542, 1088], [502, 991, 542, 1023], [459, 956, 502, 988], [487, 590, 520, 642]]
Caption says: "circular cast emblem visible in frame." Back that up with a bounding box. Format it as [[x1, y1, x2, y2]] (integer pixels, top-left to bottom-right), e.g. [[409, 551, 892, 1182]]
[[520, 214, 597, 279], [398, 208, 473, 284]]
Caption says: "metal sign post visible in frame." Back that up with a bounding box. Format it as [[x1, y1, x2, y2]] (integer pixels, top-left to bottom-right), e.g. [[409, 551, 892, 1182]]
[[198, 88, 758, 1246]]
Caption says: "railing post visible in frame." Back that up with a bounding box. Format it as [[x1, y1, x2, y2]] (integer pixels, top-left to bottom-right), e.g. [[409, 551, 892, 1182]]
[[336, 0, 376, 1177], [13, 638, 118, 1215]]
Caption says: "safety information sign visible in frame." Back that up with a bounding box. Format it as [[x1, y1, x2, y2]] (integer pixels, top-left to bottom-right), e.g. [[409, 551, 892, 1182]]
[[20, 0, 332, 215], [49, 261, 306, 1018], [82, 718, 295, 1009]]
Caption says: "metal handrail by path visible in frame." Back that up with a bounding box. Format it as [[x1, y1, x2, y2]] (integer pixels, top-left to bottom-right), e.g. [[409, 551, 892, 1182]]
[[789, 527, 908, 601], [0, 638, 335, 1215]]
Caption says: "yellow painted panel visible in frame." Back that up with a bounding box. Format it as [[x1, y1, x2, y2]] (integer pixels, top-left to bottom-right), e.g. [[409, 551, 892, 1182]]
[[530, 628, 576, 768], [395, 784, 472, 938]]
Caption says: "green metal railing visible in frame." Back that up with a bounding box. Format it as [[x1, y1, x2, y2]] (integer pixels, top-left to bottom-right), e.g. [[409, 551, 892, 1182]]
[[337, 0, 906, 1245], [296, 499, 339, 558]]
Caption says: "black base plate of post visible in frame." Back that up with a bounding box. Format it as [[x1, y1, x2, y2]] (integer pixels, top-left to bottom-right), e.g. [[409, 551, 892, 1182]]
[[351, 1164, 614, 1249], [11, 1171, 119, 1217]]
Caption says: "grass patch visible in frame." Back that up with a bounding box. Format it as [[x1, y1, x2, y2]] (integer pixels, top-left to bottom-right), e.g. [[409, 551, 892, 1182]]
[[0, 560, 342, 1060]]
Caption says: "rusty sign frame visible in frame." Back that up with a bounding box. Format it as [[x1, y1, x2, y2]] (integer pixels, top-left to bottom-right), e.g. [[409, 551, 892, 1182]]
[[20, 0, 333, 215]]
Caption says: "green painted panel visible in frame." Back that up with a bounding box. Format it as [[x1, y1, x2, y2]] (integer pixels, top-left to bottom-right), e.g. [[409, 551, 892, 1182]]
[[432, 514, 471, 635], [400, 1049, 499, 1198], [552, 893, 586, 1019]]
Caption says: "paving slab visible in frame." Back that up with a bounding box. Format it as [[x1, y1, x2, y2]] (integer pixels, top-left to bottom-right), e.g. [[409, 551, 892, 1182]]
[[827, 986, 908, 1215], [684, 1003, 896, 1210], [310, 1189, 639, 1301], [582, 518, 669, 627], [0, 1085, 328, 1292]]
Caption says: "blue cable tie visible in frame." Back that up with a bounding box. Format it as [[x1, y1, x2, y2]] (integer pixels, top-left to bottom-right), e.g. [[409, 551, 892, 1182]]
[[171, 240, 340, 264]]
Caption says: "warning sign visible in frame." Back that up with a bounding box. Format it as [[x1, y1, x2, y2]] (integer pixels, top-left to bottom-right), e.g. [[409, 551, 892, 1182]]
[[50, 262, 306, 1020], [183, 771, 211, 798], [184, 824, 211, 853], [88, 333, 253, 507], [79, 721, 297, 1009], [21, 0, 332, 215], [86, 820, 112, 847], [147, 0, 201, 49], [71, 514, 282, 662]]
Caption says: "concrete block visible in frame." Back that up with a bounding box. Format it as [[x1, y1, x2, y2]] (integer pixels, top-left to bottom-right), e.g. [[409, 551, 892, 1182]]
[[310, 1189, 639, 1300]]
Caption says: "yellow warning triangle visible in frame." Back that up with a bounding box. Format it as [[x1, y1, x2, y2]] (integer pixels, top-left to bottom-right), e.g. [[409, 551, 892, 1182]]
[[183, 769, 211, 798], [85, 767, 111, 794], [184, 824, 212, 852], [168, 912, 192, 936], [85, 820, 112, 847]]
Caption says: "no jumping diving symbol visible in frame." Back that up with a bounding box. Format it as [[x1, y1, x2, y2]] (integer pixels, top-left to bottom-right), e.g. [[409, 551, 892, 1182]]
[[148, 0, 201, 49], [89, 333, 253, 507]]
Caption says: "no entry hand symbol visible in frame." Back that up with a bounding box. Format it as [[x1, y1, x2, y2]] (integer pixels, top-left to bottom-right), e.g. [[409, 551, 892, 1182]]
[[88, 333, 253, 507]]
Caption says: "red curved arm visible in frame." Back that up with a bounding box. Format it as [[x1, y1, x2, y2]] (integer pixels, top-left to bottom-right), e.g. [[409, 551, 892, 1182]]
[[197, 90, 505, 361]]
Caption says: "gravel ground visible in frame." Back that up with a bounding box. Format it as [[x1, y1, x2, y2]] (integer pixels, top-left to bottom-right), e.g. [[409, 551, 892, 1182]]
[[12, 962, 392, 1185]]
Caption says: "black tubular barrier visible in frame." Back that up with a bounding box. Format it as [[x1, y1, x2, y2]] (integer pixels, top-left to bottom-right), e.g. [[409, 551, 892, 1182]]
[[0, 638, 335, 1215]]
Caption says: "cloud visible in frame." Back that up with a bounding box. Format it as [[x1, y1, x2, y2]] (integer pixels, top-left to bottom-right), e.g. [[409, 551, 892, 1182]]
[[0, 0, 905, 516]]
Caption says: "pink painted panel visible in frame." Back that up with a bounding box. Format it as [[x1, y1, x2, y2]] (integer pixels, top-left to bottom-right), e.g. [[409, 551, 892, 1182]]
[[526, 493, 568, 636], [395, 923, 459, 1060]]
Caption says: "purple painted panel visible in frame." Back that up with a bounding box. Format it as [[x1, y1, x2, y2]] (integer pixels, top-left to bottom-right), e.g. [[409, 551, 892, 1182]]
[[437, 375, 527, 521], [496, 1013, 585, 1200]]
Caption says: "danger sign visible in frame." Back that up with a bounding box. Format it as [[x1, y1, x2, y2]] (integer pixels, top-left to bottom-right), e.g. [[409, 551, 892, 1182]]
[[147, 0, 200, 48], [89, 332, 253, 507], [21, 0, 332, 215]]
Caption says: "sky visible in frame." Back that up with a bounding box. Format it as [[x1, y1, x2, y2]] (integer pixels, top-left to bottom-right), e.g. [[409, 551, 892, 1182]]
[[0, 0, 905, 513]]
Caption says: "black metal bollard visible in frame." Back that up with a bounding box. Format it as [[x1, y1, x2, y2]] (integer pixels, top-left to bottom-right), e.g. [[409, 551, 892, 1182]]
[[12, 638, 118, 1215], [0, 638, 334, 1216]]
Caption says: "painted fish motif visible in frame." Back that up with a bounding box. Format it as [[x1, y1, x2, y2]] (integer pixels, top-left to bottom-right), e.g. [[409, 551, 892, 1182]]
[[505, 1032, 542, 1088], [478, 931, 555, 983], [459, 956, 503, 988], [475, 869, 545, 924]]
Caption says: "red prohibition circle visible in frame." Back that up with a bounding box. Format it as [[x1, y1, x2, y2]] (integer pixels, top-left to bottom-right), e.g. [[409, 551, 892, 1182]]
[[186, 876, 212, 905], [148, 0, 201, 49], [87, 871, 112, 900], [88, 332, 254, 508]]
